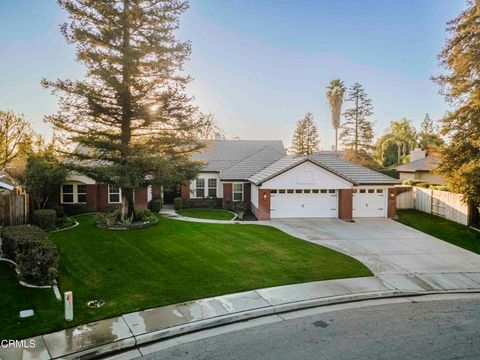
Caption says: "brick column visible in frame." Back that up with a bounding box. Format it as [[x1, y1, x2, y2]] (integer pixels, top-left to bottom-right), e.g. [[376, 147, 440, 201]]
[[338, 189, 353, 221], [243, 183, 251, 209], [134, 187, 148, 208], [387, 187, 397, 218], [258, 189, 271, 220], [85, 184, 98, 212]]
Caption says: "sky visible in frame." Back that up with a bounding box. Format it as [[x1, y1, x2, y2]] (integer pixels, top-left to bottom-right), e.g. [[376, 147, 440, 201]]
[[0, 0, 467, 150]]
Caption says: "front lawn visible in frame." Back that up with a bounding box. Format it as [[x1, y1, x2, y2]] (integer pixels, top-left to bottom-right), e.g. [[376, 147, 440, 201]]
[[176, 208, 235, 220], [397, 209, 480, 255], [2, 215, 371, 340]]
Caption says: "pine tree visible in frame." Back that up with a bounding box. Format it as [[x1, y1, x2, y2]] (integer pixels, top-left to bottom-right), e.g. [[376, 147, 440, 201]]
[[432, 0, 480, 204], [417, 113, 444, 151], [291, 113, 319, 155], [42, 0, 209, 217], [340, 83, 374, 152]]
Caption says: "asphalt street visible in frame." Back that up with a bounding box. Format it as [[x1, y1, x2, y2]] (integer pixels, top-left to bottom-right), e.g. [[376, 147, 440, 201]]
[[138, 297, 480, 360]]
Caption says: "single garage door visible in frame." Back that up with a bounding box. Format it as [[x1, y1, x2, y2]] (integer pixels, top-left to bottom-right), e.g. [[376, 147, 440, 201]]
[[353, 188, 386, 217], [270, 189, 338, 218]]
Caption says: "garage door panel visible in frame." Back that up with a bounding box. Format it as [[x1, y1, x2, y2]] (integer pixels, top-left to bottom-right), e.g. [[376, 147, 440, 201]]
[[353, 189, 386, 217], [270, 192, 338, 218]]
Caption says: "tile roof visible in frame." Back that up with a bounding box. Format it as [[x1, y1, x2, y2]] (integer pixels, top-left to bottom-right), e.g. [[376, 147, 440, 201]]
[[191, 140, 286, 179], [395, 155, 439, 172], [249, 153, 400, 186]]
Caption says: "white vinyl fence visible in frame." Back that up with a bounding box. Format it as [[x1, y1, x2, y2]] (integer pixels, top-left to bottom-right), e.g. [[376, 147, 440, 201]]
[[396, 186, 471, 225]]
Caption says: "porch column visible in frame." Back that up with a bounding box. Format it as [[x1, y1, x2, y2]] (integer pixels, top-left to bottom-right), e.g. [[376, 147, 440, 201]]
[[180, 181, 190, 201], [222, 183, 232, 207], [387, 188, 397, 218], [85, 184, 97, 212], [258, 189, 271, 220]]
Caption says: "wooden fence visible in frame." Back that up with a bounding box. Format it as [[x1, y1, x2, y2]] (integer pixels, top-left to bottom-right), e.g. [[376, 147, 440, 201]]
[[396, 186, 471, 225], [0, 191, 28, 226]]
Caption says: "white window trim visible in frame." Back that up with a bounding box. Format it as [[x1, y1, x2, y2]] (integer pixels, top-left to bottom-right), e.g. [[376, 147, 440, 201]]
[[207, 178, 217, 198], [108, 184, 122, 204], [232, 183, 244, 202], [195, 178, 206, 198], [60, 183, 87, 204]]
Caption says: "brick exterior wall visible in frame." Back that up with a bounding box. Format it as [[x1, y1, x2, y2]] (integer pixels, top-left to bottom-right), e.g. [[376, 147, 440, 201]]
[[180, 182, 190, 200], [134, 187, 149, 208], [85, 184, 97, 212], [257, 189, 271, 220], [387, 187, 397, 218], [96, 184, 110, 212], [338, 189, 353, 221], [244, 183, 251, 209]]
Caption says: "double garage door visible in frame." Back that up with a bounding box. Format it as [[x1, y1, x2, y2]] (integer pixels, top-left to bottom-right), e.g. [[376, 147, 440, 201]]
[[270, 188, 387, 218], [270, 190, 338, 218]]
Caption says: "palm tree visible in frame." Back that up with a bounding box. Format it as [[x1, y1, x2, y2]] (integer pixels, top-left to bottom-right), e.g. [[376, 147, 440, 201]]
[[326, 79, 346, 152]]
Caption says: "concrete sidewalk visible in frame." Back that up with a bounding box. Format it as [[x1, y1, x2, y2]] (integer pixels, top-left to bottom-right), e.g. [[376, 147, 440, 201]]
[[159, 205, 238, 224], [3, 272, 480, 360]]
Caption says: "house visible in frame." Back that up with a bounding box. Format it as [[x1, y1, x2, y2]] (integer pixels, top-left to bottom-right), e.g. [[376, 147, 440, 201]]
[[396, 149, 444, 185], [49, 172, 161, 213], [181, 140, 400, 220]]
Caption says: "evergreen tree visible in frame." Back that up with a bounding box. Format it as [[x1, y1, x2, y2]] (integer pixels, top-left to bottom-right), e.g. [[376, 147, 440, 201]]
[[291, 113, 319, 155], [432, 0, 480, 204], [43, 0, 209, 217], [340, 83, 374, 152], [417, 113, 444, 151]]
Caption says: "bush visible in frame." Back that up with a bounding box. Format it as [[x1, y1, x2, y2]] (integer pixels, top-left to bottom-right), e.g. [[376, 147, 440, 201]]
[[31, 209, 57, 231], [173, 197, 183, 210], [234, 201, 247, 219], [105, 204, 121, 214], [1, 225, 47, 260], [47, 205, 65, 219], [223, 200, 234, 211], [402, 179, 426, 186], [206, 197, 218, 209], [96, 210, 121, 227], [16, 240, 58, 285], [64, 203, 88, 216], [134, 208, 152, 221], [0, 225, 58, 285], [149, 199, 163, 213]]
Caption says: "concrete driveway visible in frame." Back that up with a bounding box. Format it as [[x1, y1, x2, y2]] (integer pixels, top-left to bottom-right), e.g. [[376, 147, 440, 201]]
[[265, 218, 480, 275]]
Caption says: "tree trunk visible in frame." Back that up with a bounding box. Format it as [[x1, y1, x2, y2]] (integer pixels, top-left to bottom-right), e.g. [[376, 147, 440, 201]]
[[121, 188, 134, 219], [335, 128, 338, 152], [397, 142, 401, 164]]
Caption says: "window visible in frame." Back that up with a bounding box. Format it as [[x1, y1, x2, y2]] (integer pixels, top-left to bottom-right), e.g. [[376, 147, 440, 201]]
[[287, 189, 294, 194], [320, 189, 327, 194], [329, 189, 336, 194], [359, 189, 366, 193], [61, 184, 74, 203], [207, 178, 217, 198], [376, 189, 384, 193], [196, 178, 205, 198], [295, 189, 302, 194], [271, 190, 278, 194], [61, 183, 87, 204], [304, 189, 311, 193], [233, 183, 243, 201], [279, 189, 286, 194], [108, 184, 122, 203], [312, 189, 319, 194], [368, 189, 375, 193]]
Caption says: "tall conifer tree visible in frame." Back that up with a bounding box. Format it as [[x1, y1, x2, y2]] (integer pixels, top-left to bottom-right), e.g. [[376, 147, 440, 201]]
[[291, 113, 319, 155], [43, 0, 208, 217]]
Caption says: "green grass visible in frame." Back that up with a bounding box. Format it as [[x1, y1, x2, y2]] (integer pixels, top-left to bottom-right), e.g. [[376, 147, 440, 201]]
[[397, 209, 480, 254], [176, 208, 235, 220], [1, 215, 371, 340]]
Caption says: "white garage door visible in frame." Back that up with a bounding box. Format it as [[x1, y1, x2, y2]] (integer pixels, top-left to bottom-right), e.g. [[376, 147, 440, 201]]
[[270, 189, 338, 218], [353, 188, 386, 217]]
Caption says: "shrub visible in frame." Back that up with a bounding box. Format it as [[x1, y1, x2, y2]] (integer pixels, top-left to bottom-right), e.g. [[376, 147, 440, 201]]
[[234, 201, 247, 219], [47, 205, 65, 219], [149, 199, 163, 213], [31, 209, 57, 231], [0, 225, 58, 285], [134, 208, 152, 221], [96, 210, 121, 227], [206, 197, 218, 209], [402, 179, 426, 186], [1, 225, 47, 260], [105, 204, 121, 214], [416, 182, 432, 189], [16, 240, 58, 285], [64, 203, 88, 216], [223, 200, 234, 211], [173, 197, 183, 210], [182, 199, 193, 208]]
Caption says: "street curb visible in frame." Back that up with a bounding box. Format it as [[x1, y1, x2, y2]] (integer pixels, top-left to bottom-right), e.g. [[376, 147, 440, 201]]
[[11, 288, 480, 360]]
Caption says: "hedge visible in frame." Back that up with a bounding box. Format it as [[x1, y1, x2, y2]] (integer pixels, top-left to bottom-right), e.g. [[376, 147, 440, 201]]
[[173, 197, 182, 210], [31, 209, 57, 231], [0, 225, 58, 285]]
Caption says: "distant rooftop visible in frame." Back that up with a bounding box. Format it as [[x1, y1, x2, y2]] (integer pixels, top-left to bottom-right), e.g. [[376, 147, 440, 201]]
[[396, 155, 440, 173]]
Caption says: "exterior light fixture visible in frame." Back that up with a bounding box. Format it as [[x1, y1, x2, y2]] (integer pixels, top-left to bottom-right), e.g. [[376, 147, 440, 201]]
[[263, 193, 267, 201]]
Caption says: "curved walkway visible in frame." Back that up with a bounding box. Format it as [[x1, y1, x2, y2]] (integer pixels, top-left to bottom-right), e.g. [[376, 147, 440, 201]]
[[160, 205, 239, 224]]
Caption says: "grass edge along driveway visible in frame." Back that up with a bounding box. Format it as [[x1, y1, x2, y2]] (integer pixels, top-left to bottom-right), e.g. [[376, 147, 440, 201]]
[[2, 214, 371, 340], [396, 209, 480, 255]]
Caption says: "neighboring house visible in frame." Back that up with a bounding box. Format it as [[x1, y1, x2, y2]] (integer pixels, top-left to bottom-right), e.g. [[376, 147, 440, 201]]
[[181, 140, 400, 220], [0, 170, 16, 194], [396, 149, 444, 185], [49, 172, 160, 213]]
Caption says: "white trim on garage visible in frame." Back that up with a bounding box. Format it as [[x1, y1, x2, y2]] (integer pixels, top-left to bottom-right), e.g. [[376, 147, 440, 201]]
[[270, 188, 338, 218]]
